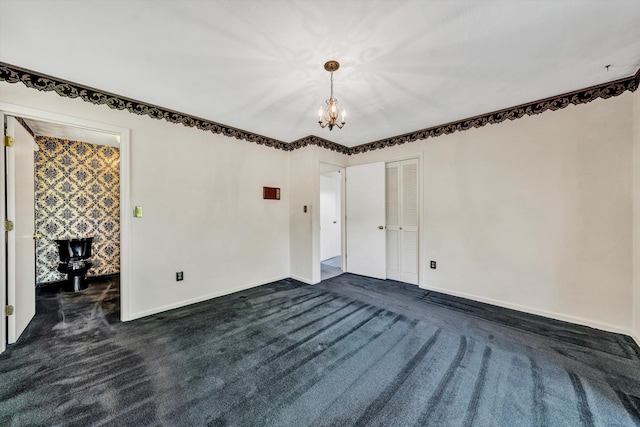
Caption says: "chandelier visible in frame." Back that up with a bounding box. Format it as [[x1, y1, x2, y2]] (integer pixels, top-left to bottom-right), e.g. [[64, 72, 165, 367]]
[[318, 60, 346, 131]]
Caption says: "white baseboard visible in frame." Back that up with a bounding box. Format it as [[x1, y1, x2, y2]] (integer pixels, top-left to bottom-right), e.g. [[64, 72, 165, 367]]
[[128, 275, 289, 321], [420, 283, 635, 337], [125, 275, 640, 349], [289, 274, 315, 285], [632, 331, 640, 348]]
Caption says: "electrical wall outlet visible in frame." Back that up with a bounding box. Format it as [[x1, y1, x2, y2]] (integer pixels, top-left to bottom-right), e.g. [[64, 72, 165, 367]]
[[176, 271, 184, 281], [430, 261, 436, 269]]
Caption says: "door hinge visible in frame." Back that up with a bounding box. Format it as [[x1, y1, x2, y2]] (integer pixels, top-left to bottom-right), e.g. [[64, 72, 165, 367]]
[[4, 136, 13, 147], [4, 220, 14, 231], [5, 305, 14, 316]]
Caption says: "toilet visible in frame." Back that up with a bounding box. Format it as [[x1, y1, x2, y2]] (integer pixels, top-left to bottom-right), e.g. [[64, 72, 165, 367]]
[[55, 237, 94, 292]]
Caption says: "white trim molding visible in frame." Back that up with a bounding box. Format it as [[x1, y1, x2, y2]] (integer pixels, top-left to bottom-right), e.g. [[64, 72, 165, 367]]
[[632, 332, 640, 348], [420, 283, 636, 338], [129, 275, 290, 320], [0, 102, 132, 322], [289, 274, 316, 285]]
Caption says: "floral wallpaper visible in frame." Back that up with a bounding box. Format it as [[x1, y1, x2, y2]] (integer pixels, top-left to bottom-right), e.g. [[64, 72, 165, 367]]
[[35, 136, 120, 283]]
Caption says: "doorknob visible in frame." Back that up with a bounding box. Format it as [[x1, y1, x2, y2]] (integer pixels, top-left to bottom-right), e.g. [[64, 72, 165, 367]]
[[33, 233, 42, 239], [378, 225, 384, 230]]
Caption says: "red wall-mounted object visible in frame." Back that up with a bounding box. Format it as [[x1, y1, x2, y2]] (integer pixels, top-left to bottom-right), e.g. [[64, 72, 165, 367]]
[[263, 187, 280, 200]]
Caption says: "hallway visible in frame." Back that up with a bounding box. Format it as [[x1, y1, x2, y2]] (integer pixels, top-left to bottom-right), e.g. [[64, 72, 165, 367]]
[[321, 256, 342, 281]]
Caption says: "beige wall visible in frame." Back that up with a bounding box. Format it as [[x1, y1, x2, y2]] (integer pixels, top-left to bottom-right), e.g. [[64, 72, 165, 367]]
[[289, 146, 347, 283], [2, 76, 639, 340], [350, 93, 635, 333], [1, 81, 291, 319]]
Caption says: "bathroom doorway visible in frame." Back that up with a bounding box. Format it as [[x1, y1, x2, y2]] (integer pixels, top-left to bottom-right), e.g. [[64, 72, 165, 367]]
[[319, 162, 344, 281], [26, 118, 122, 290], [1, 104, 130, 352]]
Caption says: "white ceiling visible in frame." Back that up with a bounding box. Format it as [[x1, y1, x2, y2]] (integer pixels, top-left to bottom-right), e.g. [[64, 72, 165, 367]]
[[1, 0, 639, 148]]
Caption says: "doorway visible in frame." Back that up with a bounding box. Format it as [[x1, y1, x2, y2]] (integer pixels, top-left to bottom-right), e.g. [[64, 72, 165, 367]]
[[319, 163, 344, 281], [342, 159, 419, 285], [385, 159, 419, 285], [1, 104, 131, 353], [27, 118, 122, 289]]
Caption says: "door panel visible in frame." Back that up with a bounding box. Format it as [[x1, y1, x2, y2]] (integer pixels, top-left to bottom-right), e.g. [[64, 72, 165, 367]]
[[346, 162, 386, 279], [386, 229, 399, 273], [386, 166, 399, 227], [386, 164, 400, 280], [320, 173, 341, 261], [401, 230, 419, 282], [402, 162, 418, 228], [386, 159, 419, 284], [1, 112, 6, 352], [6, 116, 36, 344], [401, 160, 419, 284]]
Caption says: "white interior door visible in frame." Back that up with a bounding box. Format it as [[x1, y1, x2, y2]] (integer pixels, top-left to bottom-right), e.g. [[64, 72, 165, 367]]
[[1, 113, 6, 352], [386, 159, 419, 284], [346, 162, 386, 279], [386, 163, 401, 280], [320, 172, 341, 261], [5, 116, 36, 344], [400, 160, 419, 284]]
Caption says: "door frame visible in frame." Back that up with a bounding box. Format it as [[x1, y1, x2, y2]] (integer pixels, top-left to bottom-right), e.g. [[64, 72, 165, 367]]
[[346, 154, 424, 286], [385, 158, 420, 285], [315, 162, 346, 283], [383, 154, 423, 286], [0, 102, 131, 353]]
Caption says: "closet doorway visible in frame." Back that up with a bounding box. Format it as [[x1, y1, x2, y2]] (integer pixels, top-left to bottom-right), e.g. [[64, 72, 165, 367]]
[[386, 159, 419, 285], [342, 159, 419, 285]]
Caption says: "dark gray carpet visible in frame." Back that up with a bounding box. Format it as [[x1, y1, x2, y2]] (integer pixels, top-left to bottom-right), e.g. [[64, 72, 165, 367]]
[[323, 256, 341, 268], [321, 256, 343, 281], [1, 274, 639, 426]]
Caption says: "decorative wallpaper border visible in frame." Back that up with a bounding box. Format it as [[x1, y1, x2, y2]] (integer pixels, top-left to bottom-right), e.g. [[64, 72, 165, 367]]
[[0, 62, 291, 150], [350, 69, 640, 154], [1, 62, 638, 155], [289, 135, 351, 155]]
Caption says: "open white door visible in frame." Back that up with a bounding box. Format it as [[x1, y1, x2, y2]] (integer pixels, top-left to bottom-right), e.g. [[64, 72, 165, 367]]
[[0, 112, 6, 352], [320, 172, 341, 261], [5, 116, 36, 344], [346, 162, 386, 279]]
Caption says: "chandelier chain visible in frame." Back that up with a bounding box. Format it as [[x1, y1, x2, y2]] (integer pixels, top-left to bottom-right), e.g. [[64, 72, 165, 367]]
[[330, 72, 334, 100]]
